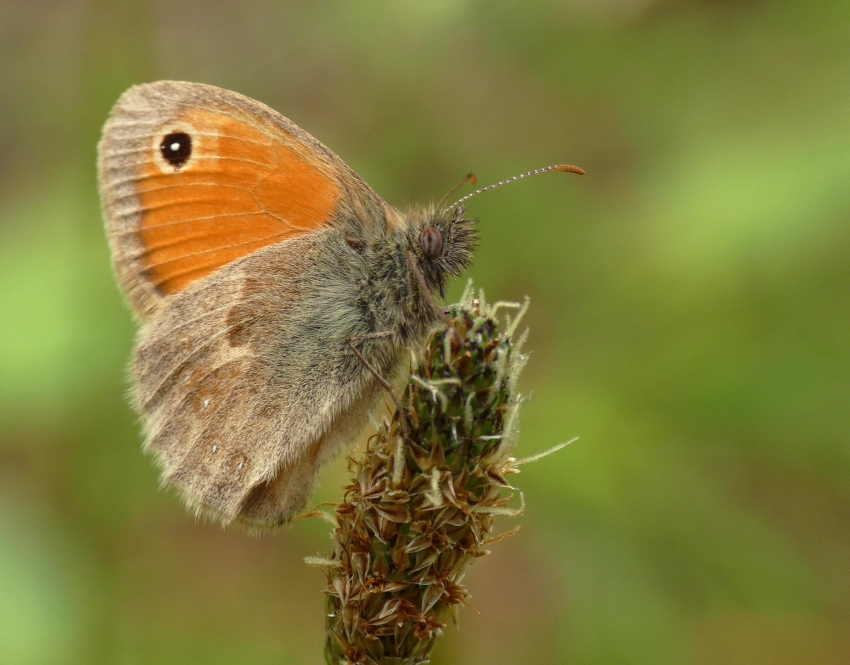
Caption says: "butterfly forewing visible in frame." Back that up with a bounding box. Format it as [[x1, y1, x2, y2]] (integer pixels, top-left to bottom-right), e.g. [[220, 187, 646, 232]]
[[99, 81, 348, 319]]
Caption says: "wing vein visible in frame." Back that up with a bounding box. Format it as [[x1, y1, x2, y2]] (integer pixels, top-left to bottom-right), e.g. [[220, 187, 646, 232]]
[[138, 233, 293, 267], [117, 211, 275, 235]]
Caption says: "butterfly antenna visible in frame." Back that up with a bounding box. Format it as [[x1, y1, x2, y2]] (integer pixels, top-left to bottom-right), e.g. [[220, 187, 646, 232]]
[[437, 173, 477, 210], [449, 163, 584, 210]]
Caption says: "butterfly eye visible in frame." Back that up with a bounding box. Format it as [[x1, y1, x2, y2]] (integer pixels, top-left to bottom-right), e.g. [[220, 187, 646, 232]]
[[419, 226, 444, 259], [160, 132, 192, 169]]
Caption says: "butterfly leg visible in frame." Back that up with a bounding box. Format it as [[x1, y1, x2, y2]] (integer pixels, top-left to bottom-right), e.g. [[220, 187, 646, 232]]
[[404, 249, 461, 340], [345, 337, 411, 440]]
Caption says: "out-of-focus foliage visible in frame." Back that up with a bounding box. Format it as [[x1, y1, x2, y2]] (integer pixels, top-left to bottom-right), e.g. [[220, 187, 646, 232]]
[[0, 1, 847, 663]]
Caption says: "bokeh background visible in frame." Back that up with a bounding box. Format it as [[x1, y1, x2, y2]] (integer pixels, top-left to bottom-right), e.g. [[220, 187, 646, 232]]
[[1, 1, 849, 663]]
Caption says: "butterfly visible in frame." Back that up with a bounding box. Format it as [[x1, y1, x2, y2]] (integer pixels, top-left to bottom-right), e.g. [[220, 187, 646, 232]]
[[98, 81, 582, 529]]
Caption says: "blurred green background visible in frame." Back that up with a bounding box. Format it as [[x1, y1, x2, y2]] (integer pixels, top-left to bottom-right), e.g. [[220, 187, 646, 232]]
[[1, 1, 849, 663]]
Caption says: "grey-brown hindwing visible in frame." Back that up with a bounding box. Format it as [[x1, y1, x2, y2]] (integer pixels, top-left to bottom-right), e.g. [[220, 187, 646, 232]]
[[135, 232, 402, 527]]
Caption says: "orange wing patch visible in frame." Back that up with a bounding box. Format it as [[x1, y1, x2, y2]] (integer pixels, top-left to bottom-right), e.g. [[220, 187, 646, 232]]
[[134, 109, 340, 295]]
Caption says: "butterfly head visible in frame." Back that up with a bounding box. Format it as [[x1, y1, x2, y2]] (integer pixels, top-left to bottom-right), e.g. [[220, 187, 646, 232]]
[[399, 164, 584, 300], [404, 204, 477, 299]]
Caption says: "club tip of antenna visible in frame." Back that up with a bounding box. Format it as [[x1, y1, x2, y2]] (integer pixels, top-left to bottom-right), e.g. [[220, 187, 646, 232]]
[[555, 164, 585, 175], [467, 173, 478, 185]]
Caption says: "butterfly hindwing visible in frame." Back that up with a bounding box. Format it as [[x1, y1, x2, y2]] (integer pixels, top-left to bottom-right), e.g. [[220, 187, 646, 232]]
[[135, 233, 403, 527]]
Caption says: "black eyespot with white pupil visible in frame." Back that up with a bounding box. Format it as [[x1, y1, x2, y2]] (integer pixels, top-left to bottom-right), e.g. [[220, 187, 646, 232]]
[[420, 226, 444, 259], [160, 132, 192, 169]]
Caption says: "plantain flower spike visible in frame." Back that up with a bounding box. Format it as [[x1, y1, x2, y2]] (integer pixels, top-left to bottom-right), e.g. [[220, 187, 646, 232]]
[[318, 284, 531, 665]]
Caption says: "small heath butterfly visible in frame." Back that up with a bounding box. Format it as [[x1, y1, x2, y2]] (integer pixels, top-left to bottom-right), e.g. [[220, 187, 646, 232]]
[[98, 81, 582, 529]]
